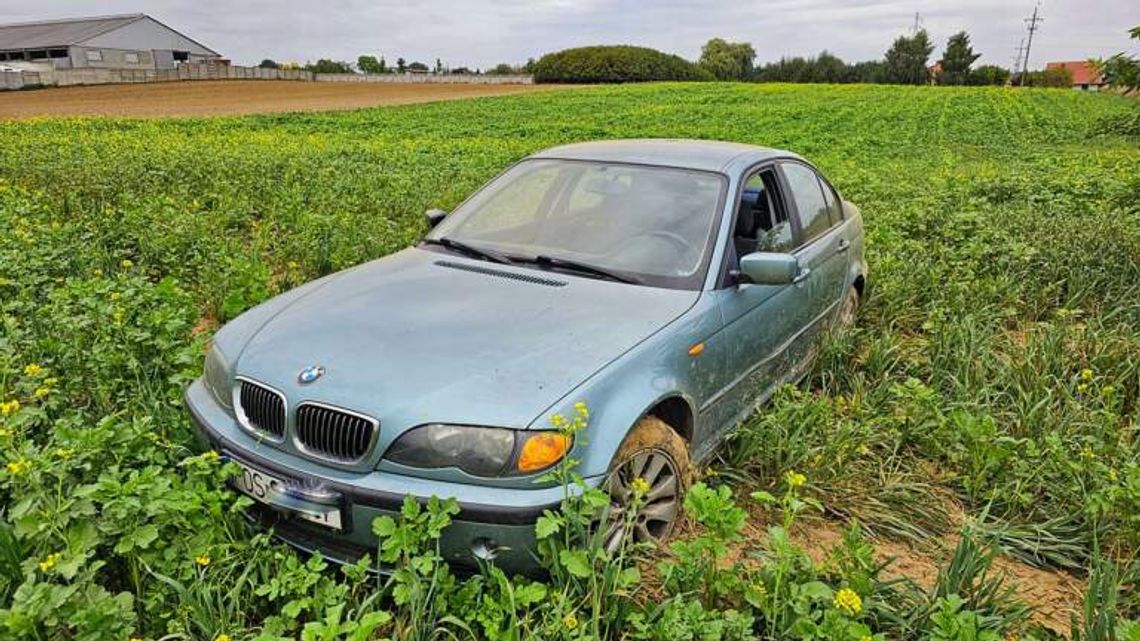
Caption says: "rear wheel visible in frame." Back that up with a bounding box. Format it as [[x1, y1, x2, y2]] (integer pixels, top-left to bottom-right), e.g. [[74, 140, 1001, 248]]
[[836, 285, 860, 330], [597, 416, 690, 553]]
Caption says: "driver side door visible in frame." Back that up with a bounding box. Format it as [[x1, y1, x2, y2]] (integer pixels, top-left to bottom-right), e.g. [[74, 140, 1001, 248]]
[[700, 166, 805, 444]]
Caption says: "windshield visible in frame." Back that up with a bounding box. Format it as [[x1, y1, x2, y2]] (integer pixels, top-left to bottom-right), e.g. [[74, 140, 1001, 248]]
[[426, 159, 727, 289]]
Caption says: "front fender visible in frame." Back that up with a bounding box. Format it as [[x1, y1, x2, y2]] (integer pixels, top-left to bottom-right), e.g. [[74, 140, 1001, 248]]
[[528, 297, 721, 477]]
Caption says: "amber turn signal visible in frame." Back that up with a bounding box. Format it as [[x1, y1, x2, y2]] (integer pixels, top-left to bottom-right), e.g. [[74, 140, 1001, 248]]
[[516, 432, 571, 473], [688, 342, 706, 357]]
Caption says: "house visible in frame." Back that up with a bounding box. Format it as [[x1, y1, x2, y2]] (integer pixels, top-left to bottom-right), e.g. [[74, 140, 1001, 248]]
[[0, 13, 221, 70], [1045, 60, 1106, 90]]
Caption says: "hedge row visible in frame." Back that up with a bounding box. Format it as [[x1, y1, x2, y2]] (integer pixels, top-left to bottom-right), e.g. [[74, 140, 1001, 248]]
[[533, 45, 713, 83]]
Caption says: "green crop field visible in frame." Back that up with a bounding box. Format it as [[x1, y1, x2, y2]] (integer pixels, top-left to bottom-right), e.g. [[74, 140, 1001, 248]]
[[1, 83, 1138, 640]]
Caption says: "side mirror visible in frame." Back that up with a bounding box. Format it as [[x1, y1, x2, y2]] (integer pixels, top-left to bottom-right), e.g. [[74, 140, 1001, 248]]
[[425, 208, 448, 228], [737, 252, 799, 285]]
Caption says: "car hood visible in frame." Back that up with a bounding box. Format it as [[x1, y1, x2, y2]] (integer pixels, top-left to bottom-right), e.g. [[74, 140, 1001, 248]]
[[232, 247, 698, 432]]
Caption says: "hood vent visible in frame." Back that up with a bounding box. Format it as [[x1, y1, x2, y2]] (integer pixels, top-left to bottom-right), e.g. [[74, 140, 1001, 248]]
[[434, 260, 567, 287]]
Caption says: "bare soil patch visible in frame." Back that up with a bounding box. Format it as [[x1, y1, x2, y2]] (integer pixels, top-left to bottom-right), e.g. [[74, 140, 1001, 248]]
[[0, 80, 573, 120]]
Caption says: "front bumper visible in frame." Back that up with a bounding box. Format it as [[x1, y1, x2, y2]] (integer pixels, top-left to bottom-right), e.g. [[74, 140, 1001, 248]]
[[185, 379, 586, 575]]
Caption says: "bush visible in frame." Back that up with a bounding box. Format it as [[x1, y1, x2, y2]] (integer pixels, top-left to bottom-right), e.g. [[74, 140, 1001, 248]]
[[532, 45, 712, 83]]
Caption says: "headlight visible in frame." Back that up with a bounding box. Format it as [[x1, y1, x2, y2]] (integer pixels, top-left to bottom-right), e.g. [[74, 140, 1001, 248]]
[[203, 343, 233, 409], [385, 424, 570, 477]]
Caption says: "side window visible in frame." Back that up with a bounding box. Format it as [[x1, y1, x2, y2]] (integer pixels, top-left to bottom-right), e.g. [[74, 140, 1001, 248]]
[[781, 163, 832, 244], [735, 170, 794, 255], [820, 178, 842, 223]]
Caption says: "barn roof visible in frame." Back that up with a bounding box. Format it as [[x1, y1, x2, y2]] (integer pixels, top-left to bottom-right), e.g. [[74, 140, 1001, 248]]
[[1045, 60, 1105, 86], [0, 14, 219, 55], [0, 14, 146, 50]]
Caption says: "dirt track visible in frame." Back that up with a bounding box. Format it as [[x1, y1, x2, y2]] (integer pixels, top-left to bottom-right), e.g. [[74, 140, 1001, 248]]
[[0, 80, 571, 119]]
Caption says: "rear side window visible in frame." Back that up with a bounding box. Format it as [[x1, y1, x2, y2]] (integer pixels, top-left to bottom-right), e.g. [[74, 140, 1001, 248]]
[[781, 163, 832, 244], [820, 179, 842, 222]]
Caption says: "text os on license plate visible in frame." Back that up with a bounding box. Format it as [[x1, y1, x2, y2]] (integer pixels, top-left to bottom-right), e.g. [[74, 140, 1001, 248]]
[[230, 457, 343, 530]]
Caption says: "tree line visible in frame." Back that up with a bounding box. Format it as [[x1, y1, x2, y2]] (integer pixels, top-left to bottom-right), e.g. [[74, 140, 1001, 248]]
[[697, 31, 1070, 87], [256, 56, 534, 76]]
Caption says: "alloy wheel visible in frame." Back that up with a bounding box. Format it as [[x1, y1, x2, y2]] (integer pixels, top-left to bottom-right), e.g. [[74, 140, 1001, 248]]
[[597, 448, 681, 554]]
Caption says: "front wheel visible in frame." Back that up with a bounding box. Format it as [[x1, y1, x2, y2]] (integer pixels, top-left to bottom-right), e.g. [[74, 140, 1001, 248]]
[[597, 416, 690, 554]]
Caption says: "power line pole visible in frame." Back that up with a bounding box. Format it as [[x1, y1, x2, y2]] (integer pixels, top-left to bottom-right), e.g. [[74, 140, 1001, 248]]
[[911, 11, 923, 34], [1020, 4, 1044, 86], [1012, 38, 1026, 83]]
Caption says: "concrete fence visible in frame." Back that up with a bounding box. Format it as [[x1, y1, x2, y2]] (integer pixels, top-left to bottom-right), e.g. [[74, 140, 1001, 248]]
[[0, 63, 533, 90]]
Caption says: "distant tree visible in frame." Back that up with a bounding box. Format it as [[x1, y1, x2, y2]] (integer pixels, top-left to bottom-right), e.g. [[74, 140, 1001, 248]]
[[851, 60, 885, 83], [487, 63, 516, 75], [884, 29, 934, 85], [523, 58, 536, 74], [1092, 25, 1140, 93], [379, 56, 387, 73], [258, 59, 279, 69], [435, 58, 444, 74], [357, 55, 383, 74], [1023, 67, 1072, 88], [451, 66, 474, 75], [812, 51, 849, 83], [407, 61, 430, 73], [939, 31, 981, 85], [396, 57, 407, 74], [753, 51, 858, 84], [698, 38, 756, 81], [305, 59, 354, 74], [532, 45, 711, 83], [968, 64, 1010, 86]]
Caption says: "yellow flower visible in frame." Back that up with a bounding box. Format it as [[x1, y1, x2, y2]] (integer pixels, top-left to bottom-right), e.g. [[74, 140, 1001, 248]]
[[195, 555, 211, 566], [129, 637, 144, 641], [56, 448, 74, 460], [37, 552, 61, 572], [110, 292, 122, 301], [0, 428, 11, 437], [120, 259, 134, 269], [1109, 468, 1118, 482], [861, 636, 873, 641], [573, 401, 589, 417], [287, 261, 299, 270], [752, 581, 768, 596], [786, 470, 807, 489], [631, 476, 650, 498], [562, 613, 579, 630], [202, 450, 220, 462], [93, 268, 104, 277], [215, 635, 231, 641], [34, 387, 50, 399], [0, 400, 20, 416], [1080, 368, 1093, 381], [1077, 383, 1089, 394], [834, 587, 862, 616], [1102, 385, 1115, 397], [43, 377, 58, 387], [23, 363, 43, 377], [5, 459, 27, 475], [549, 413, 567, 428]]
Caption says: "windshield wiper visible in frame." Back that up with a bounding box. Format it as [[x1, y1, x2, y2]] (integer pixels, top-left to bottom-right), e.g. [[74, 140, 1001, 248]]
[[516, 255, 640, 285], [421, 237, 513, 265]]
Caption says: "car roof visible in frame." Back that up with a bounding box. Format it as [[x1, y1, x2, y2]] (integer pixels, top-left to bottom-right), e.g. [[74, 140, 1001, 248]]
[[528, 139, 799, 173]]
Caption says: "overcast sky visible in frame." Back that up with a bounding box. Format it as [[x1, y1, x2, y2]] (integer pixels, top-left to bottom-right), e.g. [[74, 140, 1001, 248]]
[[3, 1, 1137, 70]]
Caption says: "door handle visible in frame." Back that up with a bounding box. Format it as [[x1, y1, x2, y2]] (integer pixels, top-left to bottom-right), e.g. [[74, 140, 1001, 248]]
[[792, 267, 811, 284], [836, 239, 851, 253]]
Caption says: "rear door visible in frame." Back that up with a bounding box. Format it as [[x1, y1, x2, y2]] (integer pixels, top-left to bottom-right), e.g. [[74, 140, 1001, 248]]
[[778, 161, 850, 376]]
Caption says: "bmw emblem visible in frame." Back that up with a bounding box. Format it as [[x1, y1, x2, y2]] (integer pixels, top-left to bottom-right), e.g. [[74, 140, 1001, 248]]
[[297, 365, 325, 384]]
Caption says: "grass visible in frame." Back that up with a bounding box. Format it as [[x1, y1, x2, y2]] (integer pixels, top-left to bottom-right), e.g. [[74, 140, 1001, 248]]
[[0, 82, 1138, 639]]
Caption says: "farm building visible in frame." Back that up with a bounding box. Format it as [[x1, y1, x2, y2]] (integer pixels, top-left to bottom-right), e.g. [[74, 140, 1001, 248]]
[[1045, 60, 1106, 91], [0, 13, 221, 70]]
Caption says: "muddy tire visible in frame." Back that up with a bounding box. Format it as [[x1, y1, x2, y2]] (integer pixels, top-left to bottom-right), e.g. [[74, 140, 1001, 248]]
[[598, 415, 691, 553], [836, 285, 860, 331]]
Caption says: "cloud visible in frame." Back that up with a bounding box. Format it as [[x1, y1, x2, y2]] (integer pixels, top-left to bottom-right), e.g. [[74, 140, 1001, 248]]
[[1, 0, 1136, 68]]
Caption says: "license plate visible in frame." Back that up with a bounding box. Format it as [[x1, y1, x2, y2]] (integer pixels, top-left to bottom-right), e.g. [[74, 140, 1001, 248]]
[[230, 457, 343, 530]]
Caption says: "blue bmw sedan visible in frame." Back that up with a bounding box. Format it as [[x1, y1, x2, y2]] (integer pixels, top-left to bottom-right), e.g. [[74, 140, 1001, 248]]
[[185, 139, 867, 573]]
